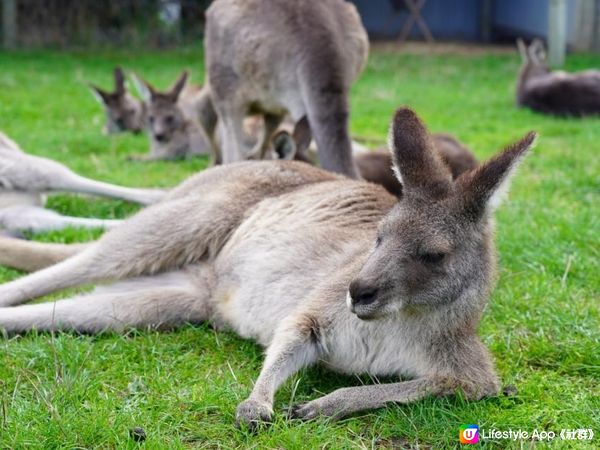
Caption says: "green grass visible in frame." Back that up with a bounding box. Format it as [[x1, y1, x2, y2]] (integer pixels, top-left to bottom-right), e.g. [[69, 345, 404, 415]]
[[0, 45, 598, 449]]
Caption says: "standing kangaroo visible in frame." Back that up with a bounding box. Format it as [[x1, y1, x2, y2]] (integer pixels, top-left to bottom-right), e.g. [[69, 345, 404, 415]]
[[89, 67, 146, 134], [0, 108, 535, 427], [516, 38, 600, 116], [0, 131, 164, 232], [132, 71, 214, 161], [204, 0, 368, 176]]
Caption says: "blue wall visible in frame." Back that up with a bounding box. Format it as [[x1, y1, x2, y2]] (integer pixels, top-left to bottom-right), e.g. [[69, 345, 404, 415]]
[[493, 0, 578, 44], [352, 0, 483, 41], [352, 0, 579, 43]]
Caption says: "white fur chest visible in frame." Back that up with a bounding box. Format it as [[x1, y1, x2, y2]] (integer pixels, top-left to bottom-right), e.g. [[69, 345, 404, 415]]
[[321, 314, 430, 379]]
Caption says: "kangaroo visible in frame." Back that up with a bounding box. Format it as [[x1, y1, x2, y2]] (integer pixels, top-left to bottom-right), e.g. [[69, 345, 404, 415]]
[[204, 0, 369, 176], [89, 67, 146, 134], [273, 117, 478, 197], [0, 108, 535, 428], [131, 71, 214, 161], [0, 131, 164, 232], [516, 38, 600, 116]]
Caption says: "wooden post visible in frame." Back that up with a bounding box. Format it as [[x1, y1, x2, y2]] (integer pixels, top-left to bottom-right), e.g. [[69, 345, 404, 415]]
[[573, 0, 595, 51], [2, 0, 18, 49], [548, 0, 567, 66], [594, 0, 600, 53]]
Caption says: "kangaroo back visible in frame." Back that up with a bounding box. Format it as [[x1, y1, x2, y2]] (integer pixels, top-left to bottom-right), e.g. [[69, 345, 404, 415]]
[[516, 39, 600, 116]]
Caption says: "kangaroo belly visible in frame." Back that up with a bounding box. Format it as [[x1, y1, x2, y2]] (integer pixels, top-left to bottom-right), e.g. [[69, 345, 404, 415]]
[[212, 218, 367, 346]]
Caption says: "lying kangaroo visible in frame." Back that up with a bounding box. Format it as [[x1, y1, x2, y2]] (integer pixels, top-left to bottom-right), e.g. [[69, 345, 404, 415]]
[[0, 131, 164, 232], [205, 0, 369, 176], [0, 107, 535, 427], [89, 67, 146, 134], [516, 38, 600, 116], [274, 117, 478, 197], [132, 71, 214, 161]]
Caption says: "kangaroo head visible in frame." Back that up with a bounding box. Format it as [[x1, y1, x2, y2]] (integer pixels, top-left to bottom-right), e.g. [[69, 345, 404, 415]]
[[270, 116, 315, 162], [348, 107, 535, 321], [134, 71, 189, 144], [517, 38, 549, 82], [89, 67, 145, 134]]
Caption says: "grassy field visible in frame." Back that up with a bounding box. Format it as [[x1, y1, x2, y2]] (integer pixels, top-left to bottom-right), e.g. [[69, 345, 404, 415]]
[[0, 44, 598, 449]]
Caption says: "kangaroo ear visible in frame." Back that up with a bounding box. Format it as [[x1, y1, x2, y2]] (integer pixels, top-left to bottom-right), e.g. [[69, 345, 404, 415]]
[[457, 131, 536, 218], [528, 39, 546, 65], [168, 70, 189, 102], [89, 84, 110, 105], [114, 67, 126, 96], [388, 107, 451, 199], [517, 38, 528, 63], [272, 131, 297, 160], [292, 116, 313, 157], [131, 73, 153, 102]]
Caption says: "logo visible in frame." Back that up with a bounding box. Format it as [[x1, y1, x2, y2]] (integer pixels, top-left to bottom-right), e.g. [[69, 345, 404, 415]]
[[460, 424, 479, 444]]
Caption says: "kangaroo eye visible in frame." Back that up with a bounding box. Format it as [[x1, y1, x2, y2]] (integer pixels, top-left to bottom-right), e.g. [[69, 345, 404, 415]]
[[165, 115, 175, 124], [149, 115, 155, 123], [419, 252, 446, 264]]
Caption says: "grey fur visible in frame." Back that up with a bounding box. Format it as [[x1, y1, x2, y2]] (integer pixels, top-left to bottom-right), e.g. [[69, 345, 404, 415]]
[[0, 108, 535, 427], [516, 38, 600, 116], [204, 0, 368, 176], [0, 131, 164, 232], [89, 67, 146, 134], [131, 72, 215, 161]]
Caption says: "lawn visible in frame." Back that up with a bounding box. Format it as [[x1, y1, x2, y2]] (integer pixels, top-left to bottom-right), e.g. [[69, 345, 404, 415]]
[[0, 44, 598, 449]]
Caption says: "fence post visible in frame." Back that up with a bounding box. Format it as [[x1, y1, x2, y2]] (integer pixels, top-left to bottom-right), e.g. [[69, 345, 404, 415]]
[[2, 0, 18, 49], [548, 0, 567, 66]]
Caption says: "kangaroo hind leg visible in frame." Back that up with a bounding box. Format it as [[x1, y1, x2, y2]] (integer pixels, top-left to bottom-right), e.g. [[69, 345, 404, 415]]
[[0, 267, 211, 335], [0, 236, 89, 272], [0, 192, 233, 307]]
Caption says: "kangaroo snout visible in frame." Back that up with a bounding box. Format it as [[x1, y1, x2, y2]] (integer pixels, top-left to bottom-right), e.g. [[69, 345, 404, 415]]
[[154, 132, 167, 142], [348, 279, 379, 314]]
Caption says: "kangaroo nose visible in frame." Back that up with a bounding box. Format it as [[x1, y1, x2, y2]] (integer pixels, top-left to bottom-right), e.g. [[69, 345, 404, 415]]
[[348, 281, 378, 307], [155, 132, 167, 142]]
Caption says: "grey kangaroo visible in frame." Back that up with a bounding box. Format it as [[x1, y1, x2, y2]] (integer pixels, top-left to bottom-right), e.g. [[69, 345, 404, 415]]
[[204, 0, 369, 176], [0, 131, 164, 232], [516, 38, 600, 116], [132, 71, 214, 161], [0, 108, 535, 428], [90, 67, 146, 134]]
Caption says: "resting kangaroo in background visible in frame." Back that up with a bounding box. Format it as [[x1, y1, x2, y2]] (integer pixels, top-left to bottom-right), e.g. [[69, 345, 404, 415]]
[[132, 71, 214, 161], [273, 117, 478, 197], [204, 0, 368, 176], [516, 38, 600, 116], [89, 67, 146, 134], [0, 108, 535, 428], [0, 131, 164, 232]]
